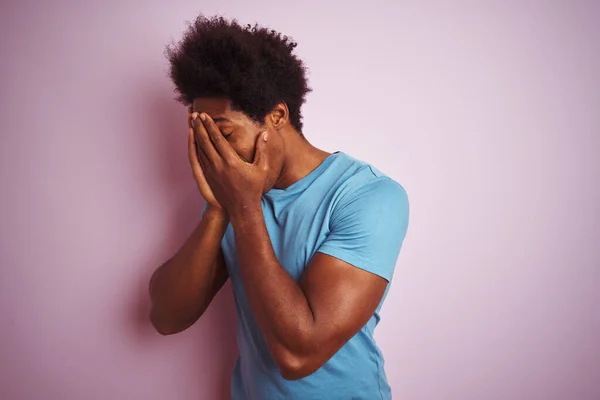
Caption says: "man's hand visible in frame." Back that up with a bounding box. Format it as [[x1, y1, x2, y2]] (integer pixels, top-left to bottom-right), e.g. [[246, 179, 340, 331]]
[[188, 107, 224, 214], [191, 112, 269, 219]]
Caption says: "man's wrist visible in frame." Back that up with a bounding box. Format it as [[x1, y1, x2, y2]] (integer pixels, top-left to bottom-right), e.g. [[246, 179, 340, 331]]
[[203, 206, 229, 226], [229, 203, 263, 230]]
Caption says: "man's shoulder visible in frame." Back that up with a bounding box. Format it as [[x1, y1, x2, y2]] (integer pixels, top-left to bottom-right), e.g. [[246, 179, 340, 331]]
[[327, 152, 407, 205]]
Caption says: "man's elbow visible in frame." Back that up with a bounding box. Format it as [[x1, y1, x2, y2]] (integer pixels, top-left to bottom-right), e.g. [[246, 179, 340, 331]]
[[149, 307, 195, 336], [275, 351, 323, 381]]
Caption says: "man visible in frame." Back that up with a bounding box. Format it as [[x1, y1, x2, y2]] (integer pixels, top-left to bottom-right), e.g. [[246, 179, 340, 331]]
[[149, 15, 409, 400]]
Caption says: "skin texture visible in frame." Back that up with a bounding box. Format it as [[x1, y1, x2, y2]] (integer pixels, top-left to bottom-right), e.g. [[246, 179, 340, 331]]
[[152, 98, 390, 380], [148, 99, 327, 335]]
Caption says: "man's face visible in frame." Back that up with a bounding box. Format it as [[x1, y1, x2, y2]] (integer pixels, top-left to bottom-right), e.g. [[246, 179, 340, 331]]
[[191, 97, 284, 191]]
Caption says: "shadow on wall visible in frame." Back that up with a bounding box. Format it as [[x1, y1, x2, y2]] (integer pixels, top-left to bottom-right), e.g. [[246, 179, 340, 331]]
[[127, 84, 237, 400]]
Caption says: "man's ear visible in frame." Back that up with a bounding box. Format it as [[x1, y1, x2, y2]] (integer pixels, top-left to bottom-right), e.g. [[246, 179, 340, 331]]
[[267, 103, 289, 130]]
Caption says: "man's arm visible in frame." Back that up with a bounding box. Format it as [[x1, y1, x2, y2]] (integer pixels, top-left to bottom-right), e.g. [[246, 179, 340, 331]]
[[232, 209, 390, 380], [149, 113, 232, 335], [232, 178, 408, 380], [149, 209, 229, 335]]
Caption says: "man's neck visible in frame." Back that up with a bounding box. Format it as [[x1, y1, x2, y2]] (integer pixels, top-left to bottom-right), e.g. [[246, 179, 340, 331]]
[[273, 133, 331, 190]]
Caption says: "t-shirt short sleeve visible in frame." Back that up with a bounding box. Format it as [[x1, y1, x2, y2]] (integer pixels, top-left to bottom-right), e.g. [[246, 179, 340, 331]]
[[317, 177, 409, 281]]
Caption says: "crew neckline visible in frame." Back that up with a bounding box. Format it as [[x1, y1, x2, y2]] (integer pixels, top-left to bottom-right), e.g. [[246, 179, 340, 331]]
[[266, 151, 341, 197]]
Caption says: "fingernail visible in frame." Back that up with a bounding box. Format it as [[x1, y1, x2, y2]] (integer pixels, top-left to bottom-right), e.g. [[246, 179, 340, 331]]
[[263, 132, 269, 142], [191, 112, 198, 120], [200, 113, 206, 121]]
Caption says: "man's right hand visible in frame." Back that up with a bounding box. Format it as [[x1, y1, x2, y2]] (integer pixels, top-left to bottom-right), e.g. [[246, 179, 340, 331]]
[[188, 106, 225, 214]]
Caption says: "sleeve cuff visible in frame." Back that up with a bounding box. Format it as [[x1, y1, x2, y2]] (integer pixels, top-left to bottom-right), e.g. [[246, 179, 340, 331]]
[[317, 246, 394, 282]]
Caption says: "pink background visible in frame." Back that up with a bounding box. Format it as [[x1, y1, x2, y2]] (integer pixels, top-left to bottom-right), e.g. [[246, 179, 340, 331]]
[[1, 1, 599, 399]]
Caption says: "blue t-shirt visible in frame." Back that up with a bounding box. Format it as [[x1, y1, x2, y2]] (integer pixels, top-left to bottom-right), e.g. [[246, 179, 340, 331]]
[[219, 152, 409, 400]]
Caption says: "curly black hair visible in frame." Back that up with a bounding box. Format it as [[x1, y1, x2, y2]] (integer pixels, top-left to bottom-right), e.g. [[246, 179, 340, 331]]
[[166, 15, 311, 132]]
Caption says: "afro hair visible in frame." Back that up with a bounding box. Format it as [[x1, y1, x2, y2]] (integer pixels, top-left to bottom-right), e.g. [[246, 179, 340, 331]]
[[166, 15, 311, 132]]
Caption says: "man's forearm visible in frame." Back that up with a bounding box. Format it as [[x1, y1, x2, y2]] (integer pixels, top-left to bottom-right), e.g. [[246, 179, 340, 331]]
[[150, 209, 229, 334], [230, 206, 317, 366]]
